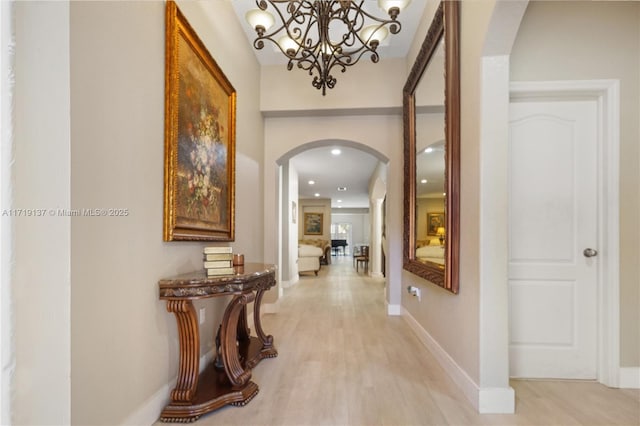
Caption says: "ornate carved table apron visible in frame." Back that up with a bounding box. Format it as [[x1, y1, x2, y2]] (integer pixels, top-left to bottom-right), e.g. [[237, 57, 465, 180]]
[[158, 263, 278, 422]]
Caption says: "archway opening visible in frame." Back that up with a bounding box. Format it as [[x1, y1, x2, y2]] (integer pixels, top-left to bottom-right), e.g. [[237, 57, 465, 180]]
[[276, 139, 389, 288]]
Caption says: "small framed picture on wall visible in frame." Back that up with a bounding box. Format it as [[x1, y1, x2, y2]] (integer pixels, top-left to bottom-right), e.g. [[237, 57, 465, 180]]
[[304, 212, 323, 235], [292, 201, 297, 224]]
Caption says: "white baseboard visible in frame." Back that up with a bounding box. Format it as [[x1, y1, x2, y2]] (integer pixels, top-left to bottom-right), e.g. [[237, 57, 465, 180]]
[[281, 276, 299, 289], [371, 272, 384, 279], [478, 387, 515, 413], [386, 303, 401, 316], [402, 307, 514, 414], [402, 307, 479, 409], [121, 349, 215, 426], [619, 367, 640, 389], [121, 382, 168, 426]]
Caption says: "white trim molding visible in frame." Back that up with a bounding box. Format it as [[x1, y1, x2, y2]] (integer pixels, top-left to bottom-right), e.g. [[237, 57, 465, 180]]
[[402, 307, 514, 413], [478, 387, 515, 414], [121, 382, 168, 426], [386, 303, 401, 316], [280, 275, 299, 289], [510, 79, 621, 388], [619, 367, 640, 389]]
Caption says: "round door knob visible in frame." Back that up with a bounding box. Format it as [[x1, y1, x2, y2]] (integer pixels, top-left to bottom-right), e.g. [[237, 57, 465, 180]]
[[583, 248, 598, 258]]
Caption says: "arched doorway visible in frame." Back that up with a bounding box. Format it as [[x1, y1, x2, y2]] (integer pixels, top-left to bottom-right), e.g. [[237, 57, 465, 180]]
[[276, 139, 389, 288]]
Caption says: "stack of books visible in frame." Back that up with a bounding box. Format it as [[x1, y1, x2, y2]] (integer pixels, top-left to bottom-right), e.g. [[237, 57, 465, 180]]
[[203, 246, 234, 276]]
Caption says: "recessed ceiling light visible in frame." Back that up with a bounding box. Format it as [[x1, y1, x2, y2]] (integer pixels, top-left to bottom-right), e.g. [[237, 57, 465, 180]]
[[337, 200, 342, 203], [314, 193, 320, 197], [421, 179, 427, 184], [331, 148, 341, 156], [425, 147, 433, 153], [308, 180, 315, 185], [337, 186, 347, 191]]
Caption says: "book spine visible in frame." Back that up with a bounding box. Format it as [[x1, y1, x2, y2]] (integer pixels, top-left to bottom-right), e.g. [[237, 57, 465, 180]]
[[203, 246, 233, 254], [206, 267, 235, 276], [203, 260, 232, 269], [204, 253, 234, 261]]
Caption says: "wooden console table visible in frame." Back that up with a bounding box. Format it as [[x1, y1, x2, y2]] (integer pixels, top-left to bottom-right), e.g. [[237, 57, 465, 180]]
[[158, 263, 278, 422]]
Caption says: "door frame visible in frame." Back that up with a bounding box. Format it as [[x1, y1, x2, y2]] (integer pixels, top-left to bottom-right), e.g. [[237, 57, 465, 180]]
[[510, 79, 620, 387]]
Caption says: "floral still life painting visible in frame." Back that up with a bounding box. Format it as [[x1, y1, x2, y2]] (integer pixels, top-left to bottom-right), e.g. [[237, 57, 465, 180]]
[[164, 1, 236, 241]]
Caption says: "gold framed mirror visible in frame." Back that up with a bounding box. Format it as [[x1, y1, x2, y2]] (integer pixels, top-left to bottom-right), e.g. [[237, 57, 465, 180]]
[[403, 1, 459, 293]]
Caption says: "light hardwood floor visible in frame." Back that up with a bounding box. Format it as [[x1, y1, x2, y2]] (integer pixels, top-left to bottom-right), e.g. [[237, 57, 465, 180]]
[[174, 256, 640, 426]]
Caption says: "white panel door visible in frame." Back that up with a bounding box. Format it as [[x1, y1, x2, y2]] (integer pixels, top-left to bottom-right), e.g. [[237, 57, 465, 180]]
[[508, 99, 598, 379]]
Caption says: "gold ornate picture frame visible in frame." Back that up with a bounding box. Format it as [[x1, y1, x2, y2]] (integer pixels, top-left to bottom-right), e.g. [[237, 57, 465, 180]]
[[427, 212, 445, 236], [163, 1, 236, 241], [303, 212, 323, 235]]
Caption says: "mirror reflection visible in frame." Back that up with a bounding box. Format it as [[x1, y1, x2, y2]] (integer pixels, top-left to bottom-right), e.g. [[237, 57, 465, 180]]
[[403, 0, 459, 293], [415, 38, 445, 266], [415, 141, 445, 264]]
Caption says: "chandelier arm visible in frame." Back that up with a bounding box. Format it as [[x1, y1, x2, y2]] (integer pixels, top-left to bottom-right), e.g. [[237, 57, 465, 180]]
[[254, 1, 325, 59], [343, 0, 402, 29], [334, 48, 380, 69], [295, 51, 322, 72]]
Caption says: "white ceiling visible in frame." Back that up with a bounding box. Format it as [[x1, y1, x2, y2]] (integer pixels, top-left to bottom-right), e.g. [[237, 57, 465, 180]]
[[290, 145, 380, 208], [416, 139, 445, 198], [231, 1, 428, 210]]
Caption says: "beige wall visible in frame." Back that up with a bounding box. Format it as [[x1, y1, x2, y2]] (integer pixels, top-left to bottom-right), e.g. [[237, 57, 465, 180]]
[[510, 0, 640, 367], [283, 162, 299, 282], [68, 1, 263, 424], [260, 59, 406, 113], [13, 2, 71, 424], [368, 161, 388, 278], [298, 198, 331, 241]]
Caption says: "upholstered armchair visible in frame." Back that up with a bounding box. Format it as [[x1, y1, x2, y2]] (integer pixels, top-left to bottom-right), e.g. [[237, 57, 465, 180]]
[[298, 238, 331, 265], [298, 244, 323, 275]]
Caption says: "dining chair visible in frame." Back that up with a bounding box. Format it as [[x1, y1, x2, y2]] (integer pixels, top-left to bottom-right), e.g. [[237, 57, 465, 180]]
[[354, 245, 369, 274]]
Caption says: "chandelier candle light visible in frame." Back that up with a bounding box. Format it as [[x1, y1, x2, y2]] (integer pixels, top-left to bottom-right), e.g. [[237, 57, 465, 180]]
[[246, 0, 410, 95]]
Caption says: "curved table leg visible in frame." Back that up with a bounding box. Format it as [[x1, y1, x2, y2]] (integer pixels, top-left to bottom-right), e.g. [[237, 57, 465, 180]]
[[220, 292, 255, 389], [237, 305, 251, 342], [253, 288, 278, 359], [166, 300, 199, 402]]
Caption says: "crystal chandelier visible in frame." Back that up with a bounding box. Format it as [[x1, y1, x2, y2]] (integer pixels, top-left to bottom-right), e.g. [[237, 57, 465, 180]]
[[246, 0, 410, 95]]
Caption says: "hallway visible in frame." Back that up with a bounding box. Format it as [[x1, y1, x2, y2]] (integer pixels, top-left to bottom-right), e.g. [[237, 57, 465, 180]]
[[168, 257, 640, 425]]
